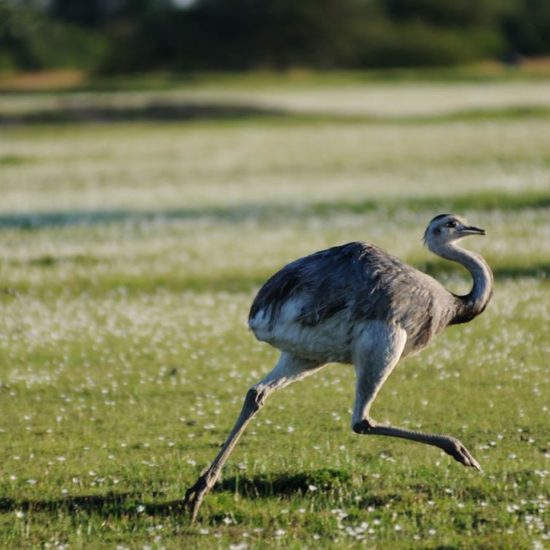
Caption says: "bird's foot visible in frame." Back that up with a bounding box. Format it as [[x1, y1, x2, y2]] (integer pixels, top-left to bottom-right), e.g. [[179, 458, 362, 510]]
[[184, 473, 214, 523], [444, 438, 482, 471]]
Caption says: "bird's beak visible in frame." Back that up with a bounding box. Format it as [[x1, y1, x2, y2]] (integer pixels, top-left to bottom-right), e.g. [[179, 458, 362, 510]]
[[461, 225, 486, 236]]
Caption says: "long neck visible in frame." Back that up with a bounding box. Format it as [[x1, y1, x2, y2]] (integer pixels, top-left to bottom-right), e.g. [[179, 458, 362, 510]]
[[432, 241, 493, 325]]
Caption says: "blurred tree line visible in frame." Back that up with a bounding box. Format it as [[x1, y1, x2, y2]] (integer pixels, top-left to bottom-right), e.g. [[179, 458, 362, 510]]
[[1, 0, 550, 73]]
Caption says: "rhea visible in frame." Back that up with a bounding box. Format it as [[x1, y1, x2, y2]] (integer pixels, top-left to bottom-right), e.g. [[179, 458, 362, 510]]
[[184, 214, 493, 521]]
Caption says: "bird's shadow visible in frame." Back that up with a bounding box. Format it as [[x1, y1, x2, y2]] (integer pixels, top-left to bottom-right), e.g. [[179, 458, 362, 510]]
[[0, 492, 186, 518], [0, 469, 351, 518], [215, 468, 351, 498]]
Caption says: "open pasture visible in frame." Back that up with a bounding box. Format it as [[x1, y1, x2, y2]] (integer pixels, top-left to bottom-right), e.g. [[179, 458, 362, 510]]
[[0, 77, 549, 548]]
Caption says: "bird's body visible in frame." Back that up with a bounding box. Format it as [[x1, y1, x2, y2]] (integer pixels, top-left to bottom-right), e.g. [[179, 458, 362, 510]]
[[185, 214, 493, 521], [249, 241, 458, 362]]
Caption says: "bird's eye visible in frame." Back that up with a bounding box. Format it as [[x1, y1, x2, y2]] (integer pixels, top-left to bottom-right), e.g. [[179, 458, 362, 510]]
[[446, 221, 457, 228]]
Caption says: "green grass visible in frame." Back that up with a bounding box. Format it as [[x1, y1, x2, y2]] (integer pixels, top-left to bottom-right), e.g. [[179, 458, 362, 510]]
[[0, 77, 549, 548]]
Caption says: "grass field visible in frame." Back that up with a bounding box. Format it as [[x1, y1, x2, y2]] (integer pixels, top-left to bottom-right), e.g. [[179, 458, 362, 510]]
[[0, 74, 549, 548]]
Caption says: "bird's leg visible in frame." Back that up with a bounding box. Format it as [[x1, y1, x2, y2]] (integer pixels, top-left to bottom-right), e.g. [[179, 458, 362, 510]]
[[351, 322, 481, 471], [184, 353, 322, 522]]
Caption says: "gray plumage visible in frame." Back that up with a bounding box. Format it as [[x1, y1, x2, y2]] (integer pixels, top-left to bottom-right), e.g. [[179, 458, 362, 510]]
[[185, 214, 493, 521], [249, 241, 456, 358]]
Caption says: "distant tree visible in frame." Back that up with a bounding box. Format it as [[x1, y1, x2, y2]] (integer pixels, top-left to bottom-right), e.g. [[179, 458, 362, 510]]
[[0, 0, 43, 69], [502, 0, 550, 55], [0, 0, 106, 71], [47, 0, 127, 27], [384, 0, 515, 26], [103, 0, 370, 72], [358, 19, 503, 68], [3, 0, 550, 73]]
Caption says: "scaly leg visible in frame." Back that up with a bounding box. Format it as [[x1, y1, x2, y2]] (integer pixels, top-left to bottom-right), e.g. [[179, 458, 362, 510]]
[[351, 322, 481, 471], [184, 352, 323, 522]]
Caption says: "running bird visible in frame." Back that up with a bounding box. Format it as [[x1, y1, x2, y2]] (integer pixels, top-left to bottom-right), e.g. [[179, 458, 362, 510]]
[[184, 214, 493, 521]]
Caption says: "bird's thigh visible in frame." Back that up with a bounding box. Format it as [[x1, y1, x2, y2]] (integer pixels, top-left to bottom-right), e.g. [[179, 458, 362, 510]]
[[352, 322, 407, 383]]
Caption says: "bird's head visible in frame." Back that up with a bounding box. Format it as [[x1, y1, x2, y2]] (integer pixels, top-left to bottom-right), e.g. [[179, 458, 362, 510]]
[[423, 214, 485, 251]]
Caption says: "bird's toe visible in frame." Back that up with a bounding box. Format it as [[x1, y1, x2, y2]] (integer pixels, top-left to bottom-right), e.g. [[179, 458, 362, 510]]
[[445, 438, 482, 472], [184, 475, 211, 522]]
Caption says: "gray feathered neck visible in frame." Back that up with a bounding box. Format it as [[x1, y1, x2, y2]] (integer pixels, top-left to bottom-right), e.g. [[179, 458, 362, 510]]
[[426, 238, 493, 325]]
